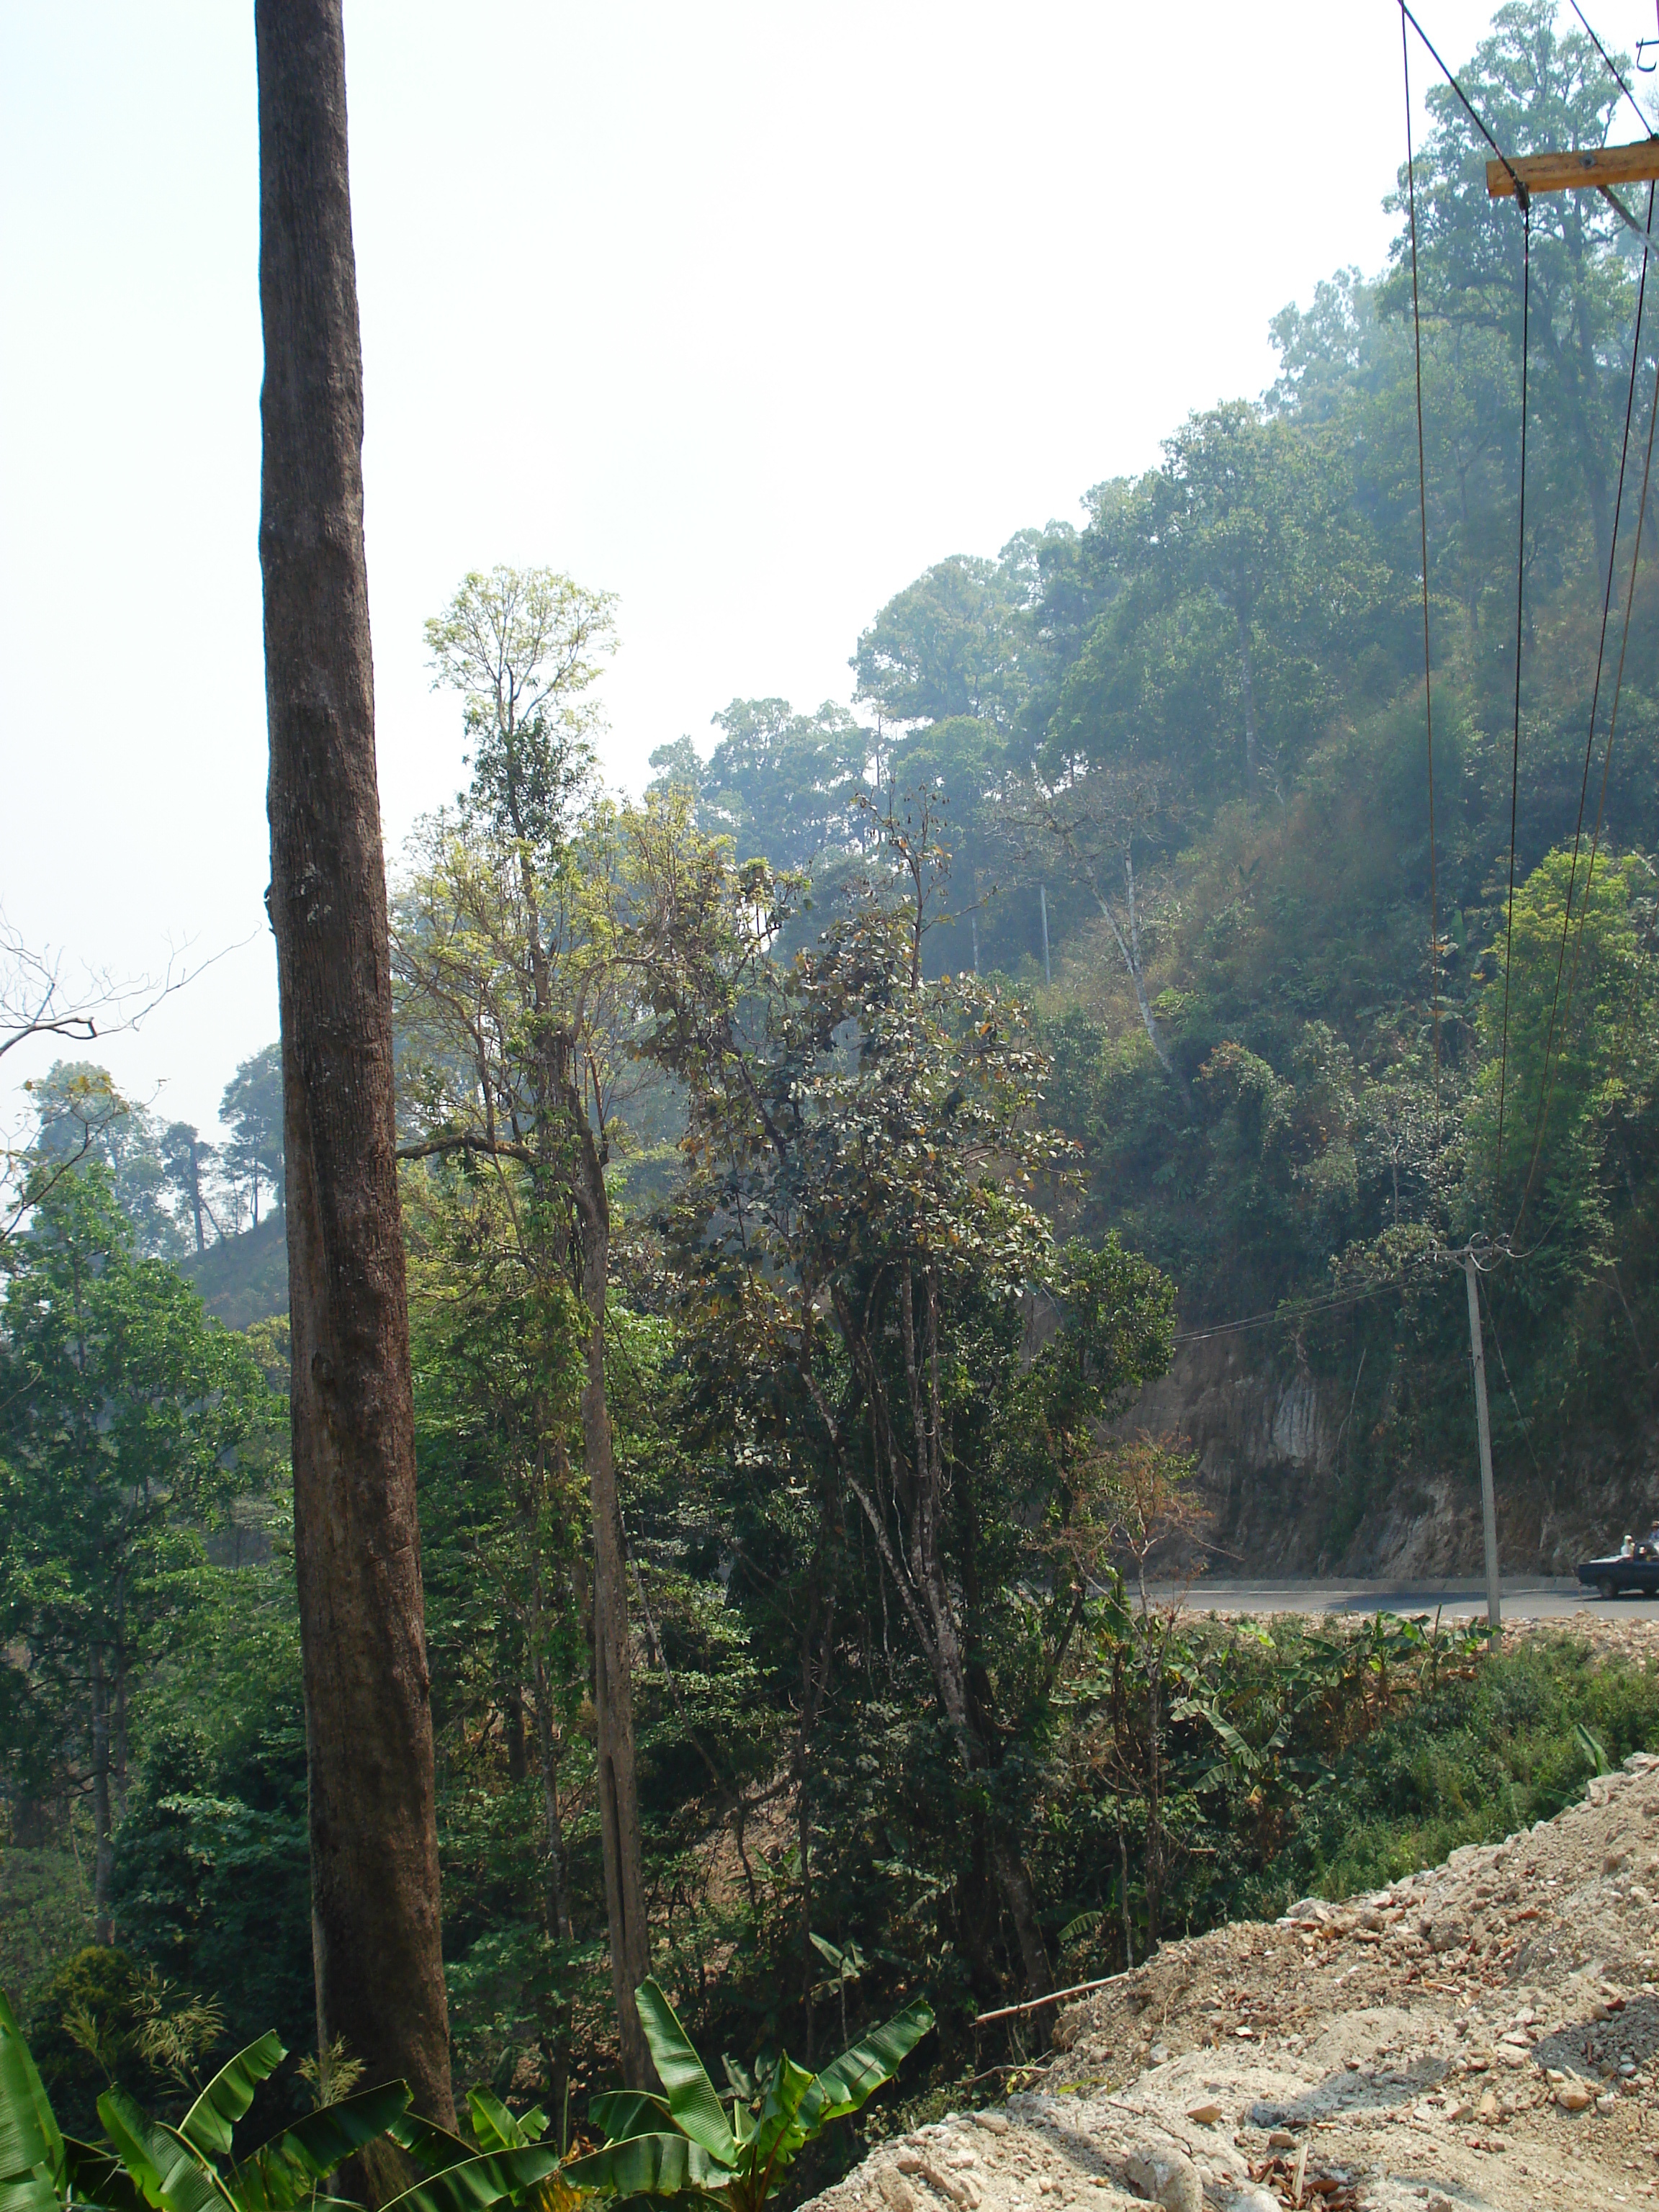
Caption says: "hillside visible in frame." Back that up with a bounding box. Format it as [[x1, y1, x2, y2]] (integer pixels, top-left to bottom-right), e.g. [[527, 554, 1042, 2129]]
[[179, 1209, 289, 1330], [647, 4, 1659, 1578]]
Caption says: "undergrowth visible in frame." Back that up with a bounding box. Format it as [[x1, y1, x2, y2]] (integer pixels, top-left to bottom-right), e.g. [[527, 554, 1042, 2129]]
[[1246, 1625, 1659, 1907]]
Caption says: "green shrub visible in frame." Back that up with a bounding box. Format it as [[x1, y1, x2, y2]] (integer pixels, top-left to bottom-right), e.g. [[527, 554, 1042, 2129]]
[[24, 1946, 166, 2138]]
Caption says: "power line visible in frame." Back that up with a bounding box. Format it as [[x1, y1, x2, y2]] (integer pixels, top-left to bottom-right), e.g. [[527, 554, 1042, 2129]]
[[1172, 1277, 1413, 1346], [1398, 2, 1529, 204], [1401, 6, 1442, 1163], [1492, 193, 1532, 1220], [1394, 4, 1531, 1225], [1568, 1, 1652, 141], [1513, 177, 1655, 1240], [1531, 337, 1659, 1222]]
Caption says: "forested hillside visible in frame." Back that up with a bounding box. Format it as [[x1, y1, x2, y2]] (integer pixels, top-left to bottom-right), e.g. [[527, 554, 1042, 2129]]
[[647, 1, 1659, 1568], [5, 0, 1659, 2183]]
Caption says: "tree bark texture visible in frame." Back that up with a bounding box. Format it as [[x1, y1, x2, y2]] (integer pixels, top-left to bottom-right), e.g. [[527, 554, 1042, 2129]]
[[90, 1643, 113, 1941], [256, 0, 454, 2133], [513, 801, 651, 2082], [571, 1126, 653, 2087]]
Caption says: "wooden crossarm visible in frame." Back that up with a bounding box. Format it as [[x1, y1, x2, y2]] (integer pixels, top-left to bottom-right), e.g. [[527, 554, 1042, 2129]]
[[1488, 138, 1659, 197]]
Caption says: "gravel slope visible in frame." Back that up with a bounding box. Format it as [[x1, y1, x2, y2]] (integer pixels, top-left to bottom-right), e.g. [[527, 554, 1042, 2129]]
[[808, 1619, 1659, 2212]]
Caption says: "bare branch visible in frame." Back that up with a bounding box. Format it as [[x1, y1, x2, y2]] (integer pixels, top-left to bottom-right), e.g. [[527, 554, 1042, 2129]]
[[395, 1130, 536, 1166]]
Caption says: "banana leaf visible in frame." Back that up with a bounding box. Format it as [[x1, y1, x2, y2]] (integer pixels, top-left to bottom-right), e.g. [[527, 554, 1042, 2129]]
[[1577, 1722, 1613, 1776], [584, 2096, 667, 2146], [386, 2113, 473, 2175], [739, 2056, 814, 2174], [464, 2095, 546, 2156], [718, 2061, 755, 2105], [96, 2092, 230, 2212], [0, 2170, 59, 2212], [802, 2001, 934, 2128], [631, 1987, 734, 2170], [181, 2036, 287, 2162], [64, 2137, 150, 2212], [0, 1992, 63, 2212], [376, 2143, 567, 2212], [232, 2084, 413, 2212], [563, 2133, 732, 2200]]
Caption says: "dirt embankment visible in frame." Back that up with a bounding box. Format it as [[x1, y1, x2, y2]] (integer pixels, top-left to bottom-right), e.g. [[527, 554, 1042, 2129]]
[[809, 1617, 1659, 2212], [1120, 1334, 1659, 1582]]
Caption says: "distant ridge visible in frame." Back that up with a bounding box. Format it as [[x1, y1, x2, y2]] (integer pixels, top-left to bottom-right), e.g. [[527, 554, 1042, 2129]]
[[181, 1208, 289, 1330]]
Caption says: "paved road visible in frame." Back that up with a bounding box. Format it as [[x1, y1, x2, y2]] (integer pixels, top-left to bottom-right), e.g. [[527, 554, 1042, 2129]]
[[1148, 1575, 1647, 1620]]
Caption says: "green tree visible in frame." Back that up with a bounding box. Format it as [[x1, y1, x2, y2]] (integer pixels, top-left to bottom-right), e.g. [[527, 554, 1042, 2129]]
[[159, 1125, 222, 1255], [1470, 846, 1656, 1251], [400, 1159, 596, 2113], [108, 1510, 313, 2086], [219, 1047, 284, 1225], [628, 792, 1177, 1997], [886, 715, 1015, 976], [693, 698, 870, 876], [27, 1065, 181, 1260], [851, 533, 1059, 738], [413, 562, 653, 2088], [0, 1170, 269, 1933], [1146, 403, 1372, 791]]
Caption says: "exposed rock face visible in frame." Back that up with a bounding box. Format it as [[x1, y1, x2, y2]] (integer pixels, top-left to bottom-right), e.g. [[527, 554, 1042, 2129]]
[[1116, 1334, 1659, 1578]]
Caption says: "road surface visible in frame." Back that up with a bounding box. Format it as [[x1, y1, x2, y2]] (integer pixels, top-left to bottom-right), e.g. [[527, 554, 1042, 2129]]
[[1148, 1575, 1637, 1619]]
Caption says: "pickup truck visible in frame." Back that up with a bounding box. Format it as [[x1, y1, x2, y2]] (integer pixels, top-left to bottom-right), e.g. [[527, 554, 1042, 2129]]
[[1578, 1544, 1659, 1598]]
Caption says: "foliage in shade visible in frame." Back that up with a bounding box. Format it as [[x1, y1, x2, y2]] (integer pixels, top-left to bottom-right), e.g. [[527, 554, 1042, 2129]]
[[567, 1978, 932, 2212]]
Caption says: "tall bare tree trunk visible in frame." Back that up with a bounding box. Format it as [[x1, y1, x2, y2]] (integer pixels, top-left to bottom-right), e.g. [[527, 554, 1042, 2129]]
[[513, 812, 651, 2083], [256, 0, 454, 2136], [90, 1644, 113, 1942], [570, 1121, 652, 2087]]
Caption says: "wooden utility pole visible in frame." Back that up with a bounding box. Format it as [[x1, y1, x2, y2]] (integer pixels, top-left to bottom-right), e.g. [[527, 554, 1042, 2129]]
[[1462, 1253, 1502, 1632], [256, 0, 454, 2139], [1486, 140, 1659, 199], [1487, 135, 1659, 261]]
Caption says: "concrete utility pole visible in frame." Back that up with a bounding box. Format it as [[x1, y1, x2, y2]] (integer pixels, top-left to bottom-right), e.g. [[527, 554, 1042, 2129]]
[[1463, 1251, 1502, 1631]]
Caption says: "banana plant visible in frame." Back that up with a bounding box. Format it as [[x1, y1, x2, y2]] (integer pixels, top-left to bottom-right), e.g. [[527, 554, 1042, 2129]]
[[382, 2091, 570, 2212], [0, 1993, 560, 2212], [566, 1979, 933, 2212]]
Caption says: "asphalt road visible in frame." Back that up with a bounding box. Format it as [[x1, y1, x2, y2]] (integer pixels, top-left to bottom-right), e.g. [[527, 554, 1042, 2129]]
[[1148, 1575, 1644, 1619]]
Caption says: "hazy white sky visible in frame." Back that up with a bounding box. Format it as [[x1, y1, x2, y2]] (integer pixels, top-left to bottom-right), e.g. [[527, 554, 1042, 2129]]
[[1, 1, 1539, 1139]]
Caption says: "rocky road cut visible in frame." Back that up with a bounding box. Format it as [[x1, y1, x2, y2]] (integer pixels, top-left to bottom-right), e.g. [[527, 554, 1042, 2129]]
[[806, 1617, 1659, 2212]]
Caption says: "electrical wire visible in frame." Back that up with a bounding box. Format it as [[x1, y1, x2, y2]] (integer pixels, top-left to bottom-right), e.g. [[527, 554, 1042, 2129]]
[[1396, 3, 1531, 1230], [1568, 1, 1653, 141], [1478, 1269, 1543, 1475], [1171, 1276, 1414, 1347], [1492, 193, 1532, 1221], [1535, 340, 1659, 1208], [1398, 2, 1530, 202], [1401, 5, 1443, 1164], [1512, 177, 1655, 1241]]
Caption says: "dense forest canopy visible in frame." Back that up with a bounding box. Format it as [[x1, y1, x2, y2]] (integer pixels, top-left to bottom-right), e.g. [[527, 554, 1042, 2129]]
[[6, 0, 1659, 2173]]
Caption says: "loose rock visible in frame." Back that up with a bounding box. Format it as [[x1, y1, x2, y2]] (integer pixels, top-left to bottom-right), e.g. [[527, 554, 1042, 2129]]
[[1122, 2148, 1200, 2212]]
